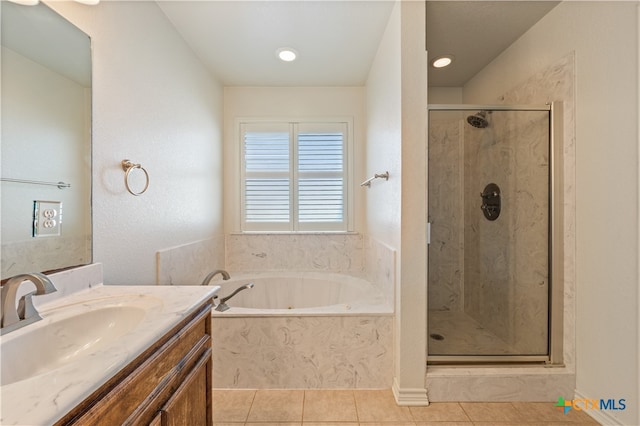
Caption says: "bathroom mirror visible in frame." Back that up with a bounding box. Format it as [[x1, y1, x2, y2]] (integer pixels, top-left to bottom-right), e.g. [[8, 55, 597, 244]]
[[1, 1, 92, 280]]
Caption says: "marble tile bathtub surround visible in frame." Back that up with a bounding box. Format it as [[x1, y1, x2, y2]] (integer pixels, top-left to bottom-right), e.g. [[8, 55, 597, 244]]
[[156, 235, 225, 285], [363, 235, 396, 304], [225, 233, 365, 274], [212, 315, 393, 389], [156, 232, 396, 303], [1, 234, 91, 279], [158, 233, 396, 391], [225, 233, 395, 302]]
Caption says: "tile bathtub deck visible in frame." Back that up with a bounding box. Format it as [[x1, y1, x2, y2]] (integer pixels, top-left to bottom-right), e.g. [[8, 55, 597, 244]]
[[212, 389, 601, 425]]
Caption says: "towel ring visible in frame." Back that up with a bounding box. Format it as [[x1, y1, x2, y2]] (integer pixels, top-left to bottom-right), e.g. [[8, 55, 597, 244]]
[[121, 159, 149, 196]]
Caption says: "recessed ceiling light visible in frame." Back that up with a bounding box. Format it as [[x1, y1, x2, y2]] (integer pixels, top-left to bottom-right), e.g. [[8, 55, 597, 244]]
[[277, 48, 298, 62], [432, 56, 454, 68]]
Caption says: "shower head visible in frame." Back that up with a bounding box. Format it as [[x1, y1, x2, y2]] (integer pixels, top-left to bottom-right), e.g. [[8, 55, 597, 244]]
[[467, 111, 489, 129]]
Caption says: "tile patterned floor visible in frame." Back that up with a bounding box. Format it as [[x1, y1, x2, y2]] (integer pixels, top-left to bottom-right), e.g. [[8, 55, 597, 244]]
[[213, 389, 601, 425]]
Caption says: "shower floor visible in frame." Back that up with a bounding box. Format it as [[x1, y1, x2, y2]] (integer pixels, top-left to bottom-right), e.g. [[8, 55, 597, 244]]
[[428, 310, 516, 356]]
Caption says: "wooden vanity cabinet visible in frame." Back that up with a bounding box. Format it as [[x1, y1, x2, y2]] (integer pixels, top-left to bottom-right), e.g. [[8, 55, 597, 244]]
[[56, 299, 213, 426]]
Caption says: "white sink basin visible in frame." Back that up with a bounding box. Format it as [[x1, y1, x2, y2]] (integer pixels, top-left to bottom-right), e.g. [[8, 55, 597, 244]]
[[1, 304, 146, 386], [0, 283, 218, 426]]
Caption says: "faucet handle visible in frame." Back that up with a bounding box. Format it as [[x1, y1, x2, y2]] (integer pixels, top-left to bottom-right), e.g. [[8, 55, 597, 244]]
[[17, 292, 41, 321], [18, 291, 38, 320], [1, 273, 56, 333]]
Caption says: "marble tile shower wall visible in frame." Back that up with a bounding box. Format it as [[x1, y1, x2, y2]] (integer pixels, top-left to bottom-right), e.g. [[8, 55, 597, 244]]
[[497, 53, 576, 363], [428, 115, 464, 312], [428, 109, 550, 354], [427, 54, 575, 358], [463, 109, 549, 354], [426, 55, 576, 402]]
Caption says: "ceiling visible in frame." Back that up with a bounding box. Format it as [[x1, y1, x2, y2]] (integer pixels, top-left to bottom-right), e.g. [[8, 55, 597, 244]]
[[427, 1, 560, 87], [2, 1, 92, 87], [158, 1, 560, 88], [158, 1, 396, 86]]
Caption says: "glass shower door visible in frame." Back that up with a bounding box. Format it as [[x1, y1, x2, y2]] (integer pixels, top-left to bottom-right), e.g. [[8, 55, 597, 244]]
[[427, 105, 551, 361]]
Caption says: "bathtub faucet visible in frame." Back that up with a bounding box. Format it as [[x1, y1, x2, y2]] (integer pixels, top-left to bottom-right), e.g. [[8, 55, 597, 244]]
[[201, 269, 231, 285], [215, 282, 254, 312]]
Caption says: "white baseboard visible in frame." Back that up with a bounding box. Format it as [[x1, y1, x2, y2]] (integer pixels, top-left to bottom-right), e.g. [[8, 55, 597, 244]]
[[574, 390, 627, 425], [392, 378, 429, 406]]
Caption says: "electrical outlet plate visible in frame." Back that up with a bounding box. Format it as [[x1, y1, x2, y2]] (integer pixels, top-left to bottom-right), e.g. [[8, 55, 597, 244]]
[[33, 200, 62, 237]]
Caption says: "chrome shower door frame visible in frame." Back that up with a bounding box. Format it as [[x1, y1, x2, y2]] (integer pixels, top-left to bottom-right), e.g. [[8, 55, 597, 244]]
[[426, 103, 564, 365]]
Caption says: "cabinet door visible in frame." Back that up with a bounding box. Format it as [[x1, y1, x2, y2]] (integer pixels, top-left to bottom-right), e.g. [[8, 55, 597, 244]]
[[160, 349, 212, 426], [149, 413, 162, 426]]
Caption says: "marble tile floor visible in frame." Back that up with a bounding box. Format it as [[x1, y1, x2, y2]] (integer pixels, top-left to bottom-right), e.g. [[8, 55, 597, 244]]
[[212, 389, 601, 425], [428, 310, 517, 355]]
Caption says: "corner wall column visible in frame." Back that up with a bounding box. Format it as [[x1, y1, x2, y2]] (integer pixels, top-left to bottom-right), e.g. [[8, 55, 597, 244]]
[[393, 0, 428, 406]]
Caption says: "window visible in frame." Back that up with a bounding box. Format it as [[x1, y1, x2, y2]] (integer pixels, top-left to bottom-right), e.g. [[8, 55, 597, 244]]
[[240, 121, 351, 232]]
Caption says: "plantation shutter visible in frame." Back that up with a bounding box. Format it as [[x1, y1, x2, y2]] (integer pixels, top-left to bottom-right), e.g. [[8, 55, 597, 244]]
[[240, 121, 348, 232], [241, 123, 291, 231], [296, 123, 347, 231]]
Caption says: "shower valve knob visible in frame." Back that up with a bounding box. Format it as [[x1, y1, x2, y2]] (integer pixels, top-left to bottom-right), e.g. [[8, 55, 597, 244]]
[[480, 191, 498, 199]]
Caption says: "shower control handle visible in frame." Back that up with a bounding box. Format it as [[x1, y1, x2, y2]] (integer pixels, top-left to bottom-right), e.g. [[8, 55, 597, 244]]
[[480, 191, 499, 199], [480, 183, 501, 221]]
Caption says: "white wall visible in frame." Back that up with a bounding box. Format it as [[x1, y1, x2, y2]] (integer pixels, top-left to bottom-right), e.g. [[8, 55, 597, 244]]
[[365, 0, 428, 403], [463, 2, 639, 424], [428, 87, 463, 104], [365, 1, 402, 249], [48, 1, 224, 285], [222, 86, 366, 233], [396, 0, 428, 403]]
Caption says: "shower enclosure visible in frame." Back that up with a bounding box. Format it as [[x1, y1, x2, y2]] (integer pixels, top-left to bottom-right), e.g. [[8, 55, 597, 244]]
[[427, 104, 561, 363]]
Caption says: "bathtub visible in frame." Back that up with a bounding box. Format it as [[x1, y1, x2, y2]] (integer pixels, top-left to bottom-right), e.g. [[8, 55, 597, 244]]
[[207, 271, 394, 388], [210, 271, 392, 316]]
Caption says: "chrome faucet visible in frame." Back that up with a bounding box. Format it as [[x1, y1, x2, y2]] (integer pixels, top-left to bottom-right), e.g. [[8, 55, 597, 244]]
[[201, 269, 231, 285], [1, 272, 57, 335], [215, 282, 254, 312]]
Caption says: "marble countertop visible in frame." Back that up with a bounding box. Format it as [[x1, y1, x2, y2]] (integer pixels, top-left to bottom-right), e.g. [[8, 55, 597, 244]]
[[0, 283, 219, 426]]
